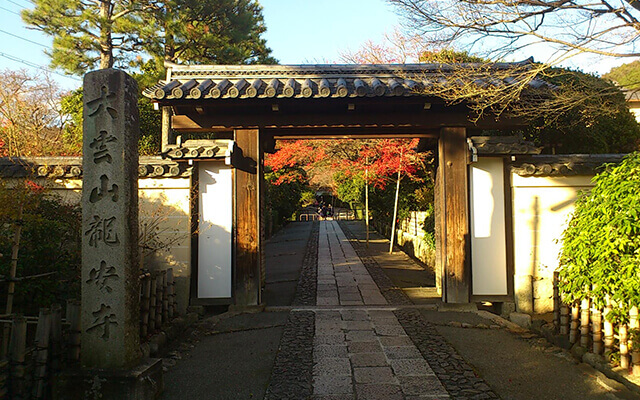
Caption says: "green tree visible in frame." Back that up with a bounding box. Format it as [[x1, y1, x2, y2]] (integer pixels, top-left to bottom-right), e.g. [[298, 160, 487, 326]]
[[23, 0, 275, 76], [517, 68, 640, 154], [558, 152, 640, 324], [603, 60, 640, 89], [143, 0, 276, 67], [23, 0, 152, 74]]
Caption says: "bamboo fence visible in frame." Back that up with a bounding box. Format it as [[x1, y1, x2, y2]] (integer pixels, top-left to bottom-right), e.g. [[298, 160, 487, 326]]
[[0, 267, 177, 398], [554, 272, 640, 376]]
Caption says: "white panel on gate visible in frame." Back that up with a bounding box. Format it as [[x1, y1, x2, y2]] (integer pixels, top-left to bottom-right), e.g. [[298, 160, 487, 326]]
[[470, 158, 508, 296], [198, 162, 232, 298]]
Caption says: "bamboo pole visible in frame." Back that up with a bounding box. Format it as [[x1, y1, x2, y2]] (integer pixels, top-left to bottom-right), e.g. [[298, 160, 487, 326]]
[[50, 304, 62, 373], [2, 203, 24, 358], [603, 301, 614, 355], [620, 323, 630, 369], [141, 275, 151, 337], [560, 304, 569, 335], [553, 272, 560, 332], [166, 268, 175, 319], [592, 307, 603, 355], [0, 359, 8, 398], [630, 306, 640, 375], [365, 161, 369, 248], [162, 270, 169, 323], [155, 273, 163, 330], [8, 315, 26, 398], [32, 308, 51, 400], [389, 168, 401, 254], [149, 276, 157, 333], [570, 304, 580, 344], [580, 298, 590, 348], [65, 300, 81, 363]]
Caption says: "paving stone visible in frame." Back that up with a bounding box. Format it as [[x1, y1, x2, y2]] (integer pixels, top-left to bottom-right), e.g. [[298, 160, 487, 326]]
[[340, 300, 364, 306], [374, 325, 408, 336], [355, 384, 403, 400], [398, 376, 448, 396], [379, 336, 414, 347], [338, 286, 360, 294], [314, 357, 352, 376], [371, 317, 403, 327], [345, 330, 376, 342], [314, 376, 353, 395], [347, 341, 382, 353], [340, 310, 369, 321], [315, 311, 341, 320], [341, 320, 372, 331], [367, 310, 397, 319], [312, 395, 355, 400], [317, 297, 339, 306], [315, 333, 346, 346], [314, 345, 348, 360], [350, 352, 387, 367], [353, 367, 395, 384], [384, 346, 424, 360], [390, 359, 435, 376]]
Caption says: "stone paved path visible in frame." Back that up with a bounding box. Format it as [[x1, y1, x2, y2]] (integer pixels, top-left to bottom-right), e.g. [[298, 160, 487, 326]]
[[311, 221, 449, 400]]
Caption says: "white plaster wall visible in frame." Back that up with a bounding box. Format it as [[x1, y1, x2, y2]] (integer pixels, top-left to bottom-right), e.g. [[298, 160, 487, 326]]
[[197, 162, 233, 299], [511, 174, 594, 313], [469, 158, 508, 296], [37, 176, 193, 314]]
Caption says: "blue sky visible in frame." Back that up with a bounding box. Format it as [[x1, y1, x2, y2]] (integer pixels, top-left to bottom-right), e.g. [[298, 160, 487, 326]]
[[0, 0, 631, 91]]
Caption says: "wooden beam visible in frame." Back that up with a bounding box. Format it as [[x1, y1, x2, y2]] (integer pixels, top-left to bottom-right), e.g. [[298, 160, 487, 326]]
[[171, 110, 514, 133], [233, 129, 262, 306], [439, 127, 470, 303]]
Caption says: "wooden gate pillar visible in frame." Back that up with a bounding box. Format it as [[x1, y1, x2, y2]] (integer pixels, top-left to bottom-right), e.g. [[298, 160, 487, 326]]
[[233, 129, 263, 306], [437, 127, 470, 303]]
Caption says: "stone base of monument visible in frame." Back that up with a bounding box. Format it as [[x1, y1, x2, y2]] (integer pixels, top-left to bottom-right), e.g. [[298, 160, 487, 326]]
[[53, 358, 163, 400]]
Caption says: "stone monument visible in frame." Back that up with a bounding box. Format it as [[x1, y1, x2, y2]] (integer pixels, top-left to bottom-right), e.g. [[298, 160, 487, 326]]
[[56, 69, 162, 399]]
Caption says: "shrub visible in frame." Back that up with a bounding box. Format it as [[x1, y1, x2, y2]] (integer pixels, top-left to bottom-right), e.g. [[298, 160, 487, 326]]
[[558, 152, 640, 322]]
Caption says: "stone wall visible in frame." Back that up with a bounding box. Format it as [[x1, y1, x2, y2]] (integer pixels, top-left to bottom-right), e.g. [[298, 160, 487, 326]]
[[511, 174, 594, 314], [373, 211, 436, 271]]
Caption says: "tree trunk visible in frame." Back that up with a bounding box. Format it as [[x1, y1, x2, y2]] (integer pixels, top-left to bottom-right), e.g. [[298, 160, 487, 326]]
[[99, 0, 114, 69], [365, 160, 369, 247], [389, 169, 401, 254]]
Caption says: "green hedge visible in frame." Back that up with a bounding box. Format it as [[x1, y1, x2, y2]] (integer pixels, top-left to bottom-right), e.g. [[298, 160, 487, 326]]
[[558, 152, 640, 323]]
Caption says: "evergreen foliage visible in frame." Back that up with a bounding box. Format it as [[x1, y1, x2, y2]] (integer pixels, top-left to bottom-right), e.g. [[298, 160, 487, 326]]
[[558, 152, 640, 322], [603, 60, 640, 89]]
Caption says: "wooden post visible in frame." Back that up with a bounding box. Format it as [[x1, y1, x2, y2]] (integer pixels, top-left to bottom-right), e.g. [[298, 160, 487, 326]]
[[553, 271, 560, 331], [149, 275, 157, 333], [603, 301, 614, 355], [580, 298, 590, 348], [33, 308, 51, 400], [438, 127, 470, 303], [2, 203, 24, 358], [630, 306, 640, 375], [155, 273, 163, 329], [50, 304, 63, 373], [560, 304, 569, 335], [570, 304, 580, 344], [233, 129, 263, 306], [620, 323, 630, 369], [8, 315, 26, 398], [167, 268, 175, 319], [161, 106, 172, 153], [592, 307, 602, 355], [140, 274, 151, 337], [162, 270, 169, 323], [66, 300, 81, 363]]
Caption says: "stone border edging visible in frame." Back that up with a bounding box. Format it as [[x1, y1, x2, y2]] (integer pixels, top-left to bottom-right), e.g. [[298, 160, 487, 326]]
[[264, 310, 315, 400]]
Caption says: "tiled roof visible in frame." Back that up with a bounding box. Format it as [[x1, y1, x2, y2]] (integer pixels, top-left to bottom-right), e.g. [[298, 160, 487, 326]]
[[144, 59, 550, 101], [0, 157, 193, 179], [511, 154, 626, 176], [470, 136, 541, 155]]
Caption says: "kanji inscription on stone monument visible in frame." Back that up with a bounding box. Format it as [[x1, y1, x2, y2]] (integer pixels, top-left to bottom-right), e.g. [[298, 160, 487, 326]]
[[82, 69, 140, 369]]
